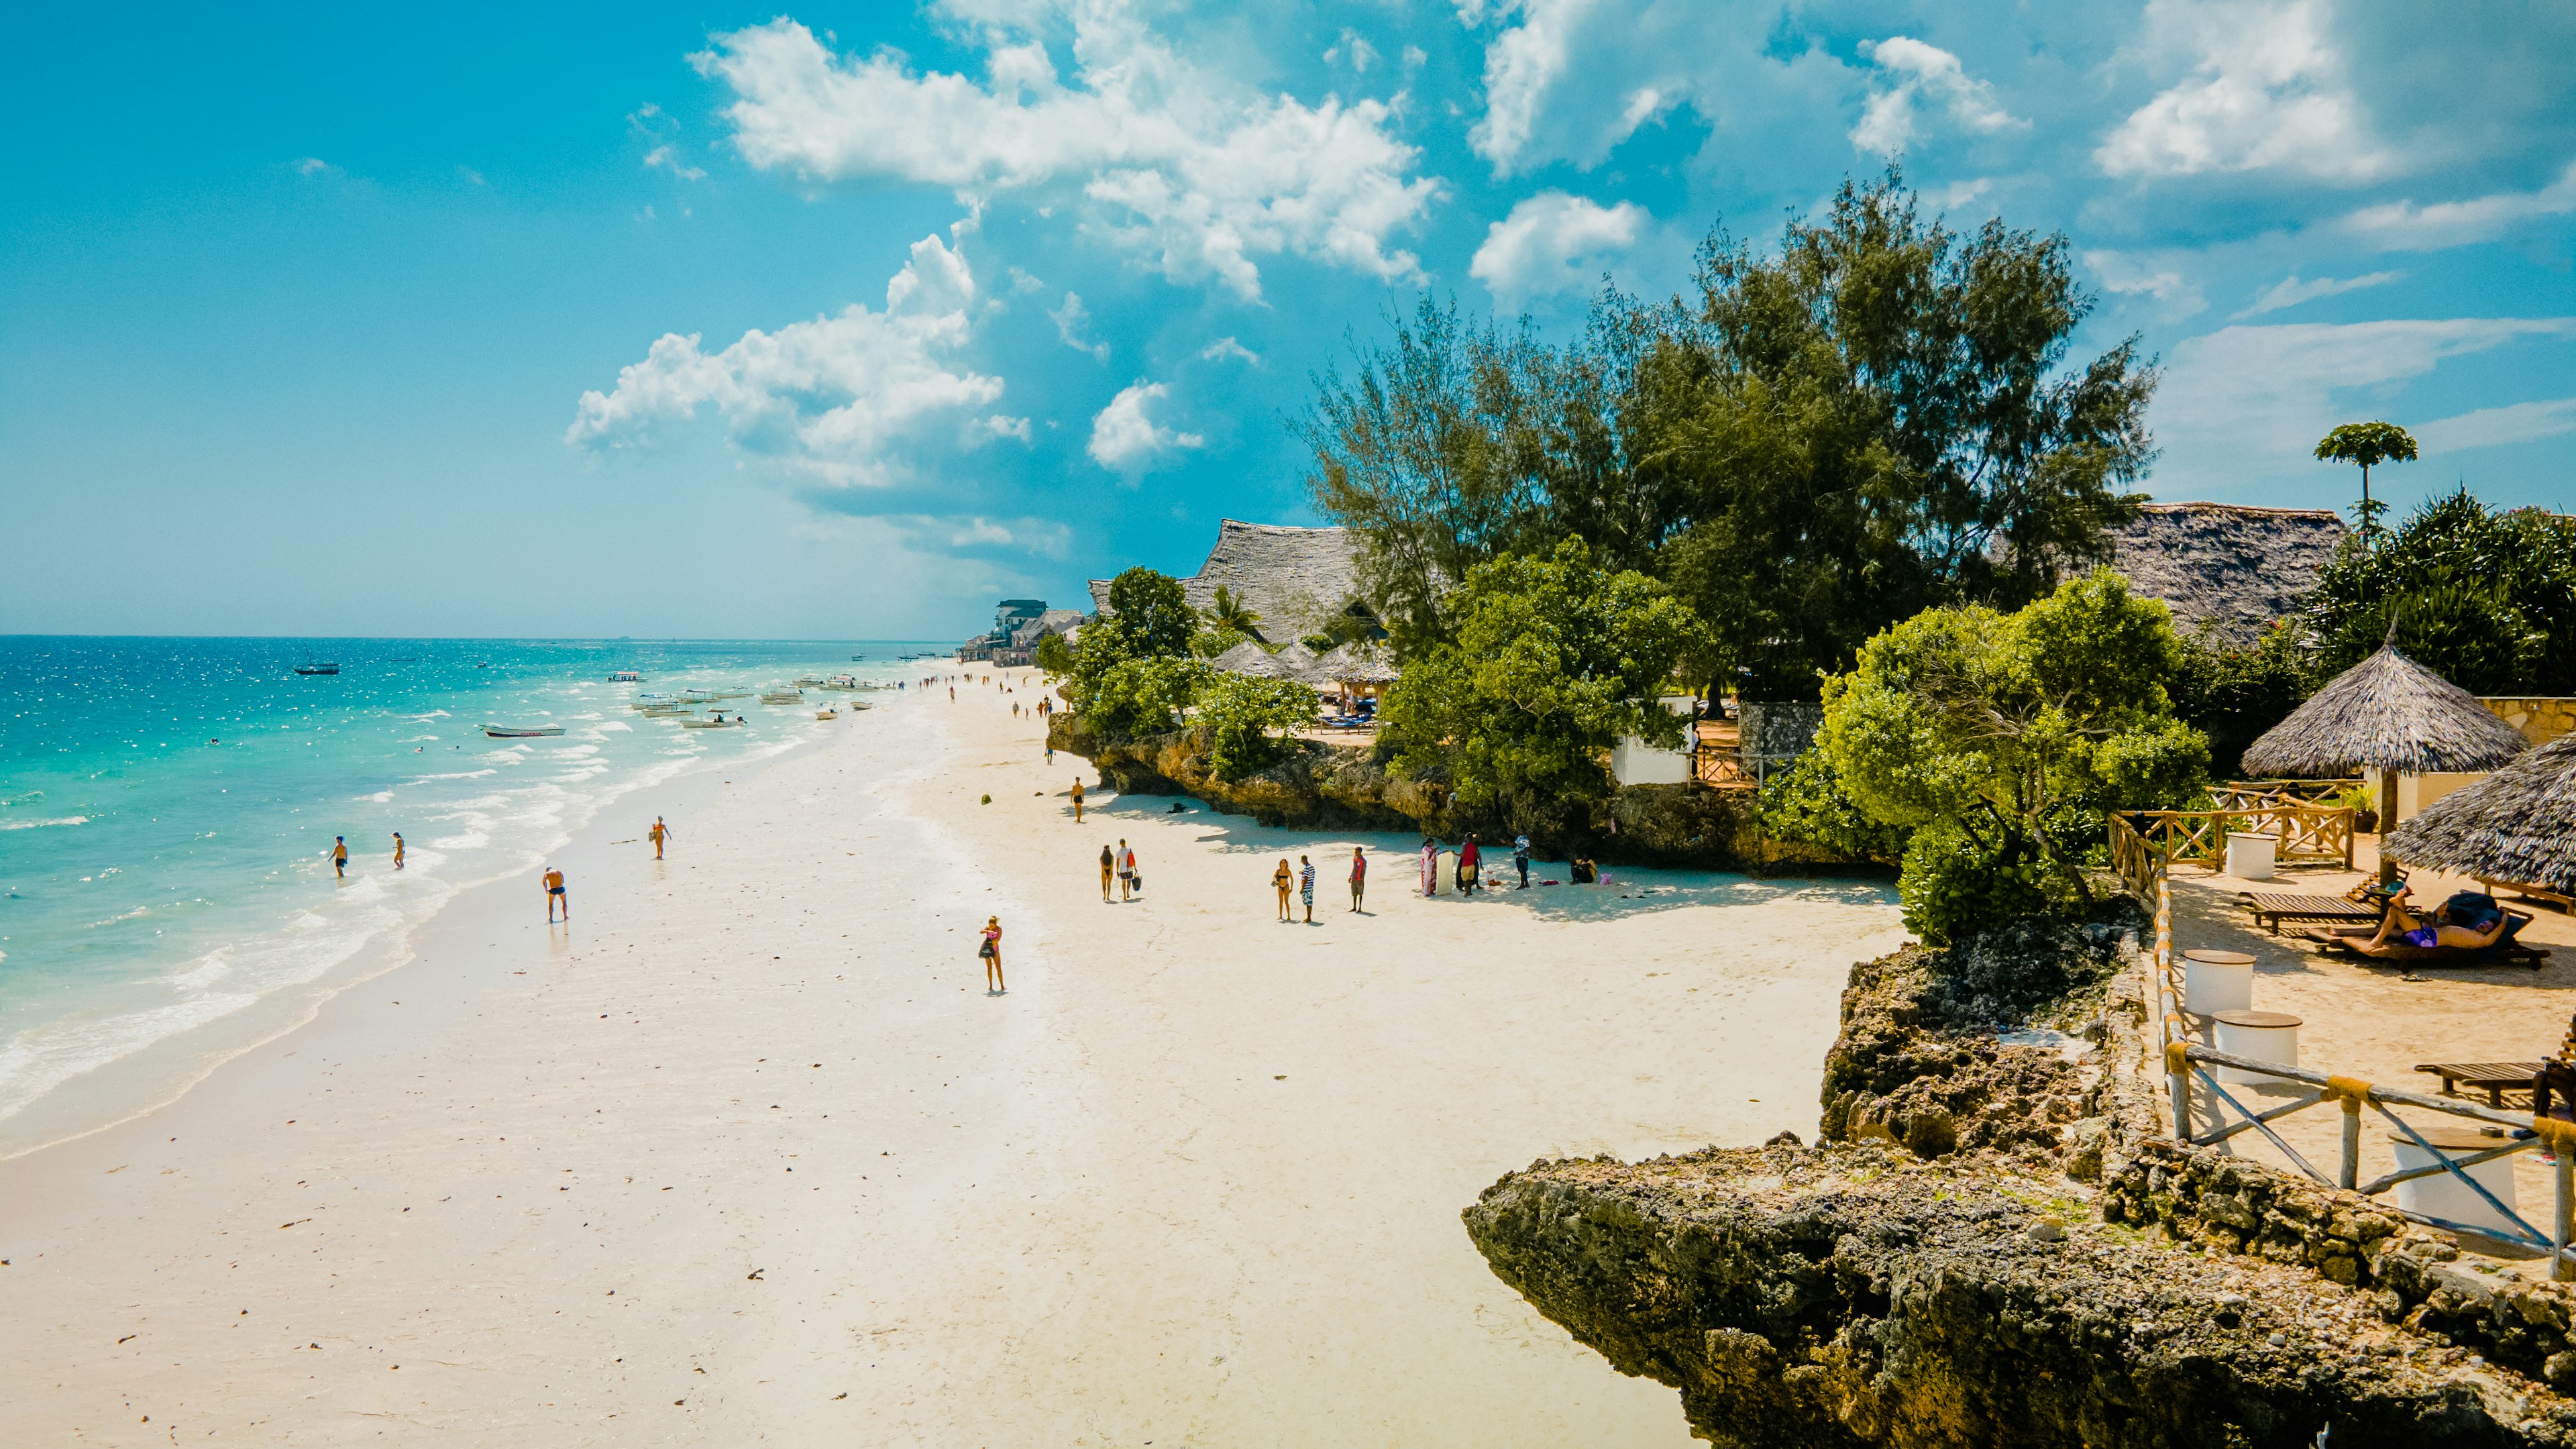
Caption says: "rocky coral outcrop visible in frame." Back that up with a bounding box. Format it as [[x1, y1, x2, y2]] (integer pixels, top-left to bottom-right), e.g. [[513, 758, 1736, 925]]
[[1049, 714, 1752, 867], [1466, 1142, 2575, 1447]]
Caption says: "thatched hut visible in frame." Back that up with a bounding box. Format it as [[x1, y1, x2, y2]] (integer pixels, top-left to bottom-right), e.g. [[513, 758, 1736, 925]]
[[2240, 638, 2532, 833], [1310, 642, 1399, 712], [2383, 731, 2576, 899]]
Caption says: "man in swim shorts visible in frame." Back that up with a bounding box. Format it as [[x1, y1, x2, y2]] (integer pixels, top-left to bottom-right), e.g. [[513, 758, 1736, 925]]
[[544, 866, 568, 921], [1071, 779, 1085, 822], [332, 837, 348, 878]]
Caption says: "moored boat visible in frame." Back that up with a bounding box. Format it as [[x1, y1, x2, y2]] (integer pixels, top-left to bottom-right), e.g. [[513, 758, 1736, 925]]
[[484, 724, 565, 738]]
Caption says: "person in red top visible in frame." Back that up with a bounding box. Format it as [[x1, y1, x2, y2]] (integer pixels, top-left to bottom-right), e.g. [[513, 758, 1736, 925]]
[[1348, 847, 1367, 912], [979, 916, 1005, 994], [1457, 834, 1481, 897]]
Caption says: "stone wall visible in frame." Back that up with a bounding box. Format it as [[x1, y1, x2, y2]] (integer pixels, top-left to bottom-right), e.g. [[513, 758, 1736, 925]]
[[2484, 698, 2576, 747]]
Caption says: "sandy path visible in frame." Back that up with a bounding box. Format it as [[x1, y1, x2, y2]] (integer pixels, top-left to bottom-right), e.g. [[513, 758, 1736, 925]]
[[0, 671, 1904, 1444]]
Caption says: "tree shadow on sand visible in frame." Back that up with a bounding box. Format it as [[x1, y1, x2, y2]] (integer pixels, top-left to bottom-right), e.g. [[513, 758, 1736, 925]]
[[1079, 789, 1897, 924]]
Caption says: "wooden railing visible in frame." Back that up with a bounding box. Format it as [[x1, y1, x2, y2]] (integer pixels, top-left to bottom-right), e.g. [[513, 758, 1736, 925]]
[[2108, 812, 2168, 903], [2115, 802, 2355, 873], [2212, 779, 2361, 810]]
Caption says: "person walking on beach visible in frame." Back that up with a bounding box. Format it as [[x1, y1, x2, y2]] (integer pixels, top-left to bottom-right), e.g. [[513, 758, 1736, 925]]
[[1118, 841, 1137, 902], [543, 866, 568, 922], [1273, 859, 1294, 920], [1299, 855, 1316, 924], [332, 837, 349, 878], [1513, 833, 1531, 890], [1349, 847, 1367, 912], [649, 816, 673, 859], [1419, 838, 1438, 897], [392, 832, 405, 870], [1100, 844, 1116, 902], [1045, 742, 1055, 766], [979, 916, 1005, 994], [1458, 834, 1481, 897], [1071, 779, 1085, 822]]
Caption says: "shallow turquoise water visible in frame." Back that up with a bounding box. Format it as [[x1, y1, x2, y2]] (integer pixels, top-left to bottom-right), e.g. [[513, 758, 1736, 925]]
[[0, 637, 945, 1132]]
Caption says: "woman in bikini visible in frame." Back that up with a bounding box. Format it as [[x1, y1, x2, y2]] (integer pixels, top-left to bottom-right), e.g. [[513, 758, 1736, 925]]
[[979, 916, 1005, 994], [1273, 859, 1294, 921], [1099, 844, 1116, 903]]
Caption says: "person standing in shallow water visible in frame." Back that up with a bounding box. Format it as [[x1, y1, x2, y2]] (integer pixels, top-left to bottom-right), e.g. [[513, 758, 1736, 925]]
[[543, 865, 568, 921], [1299, 855, 1316, 924], [1273, 859, 1293, 920], [392, 833, 405, 871], [1348, 847, 1366, 912], [331, 837, 348, 878], [979, 916, 1004, 994]]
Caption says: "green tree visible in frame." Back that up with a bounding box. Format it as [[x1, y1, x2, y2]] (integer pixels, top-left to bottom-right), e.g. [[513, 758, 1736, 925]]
[[1206, 584, 1263, 641], [1104, 567, 1198, 657], [1199, 674, 1320, 781], [2169, 621, 2314, 780], [2313, 421, 2417, 544], [1757, 749, 1911, 864], [2302, 488, 2576, 693], [1087, 655, 1210, 741], [1819, 568, 2208, 942], [1032, 629, 1076, 678], [1061, 568, 1199, 731], [1379, 540, 1713, 832]]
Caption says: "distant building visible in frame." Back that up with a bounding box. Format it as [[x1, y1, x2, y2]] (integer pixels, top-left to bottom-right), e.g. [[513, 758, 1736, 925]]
[[2108, 502, 2347, 647], [957, 598, 1060, 665], [1088, 520, 1376, 645]]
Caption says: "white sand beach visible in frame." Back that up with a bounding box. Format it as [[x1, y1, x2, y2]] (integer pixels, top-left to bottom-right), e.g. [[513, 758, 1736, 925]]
[[0, 669, 1905, 1444]]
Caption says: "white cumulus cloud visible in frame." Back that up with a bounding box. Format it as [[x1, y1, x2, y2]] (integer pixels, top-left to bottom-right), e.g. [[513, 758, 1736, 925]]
[[1050, 291, 1110, 362], [2096, 0, 2387, 181], [1087, 380, 1202, 473], [1470, 191, 1647, 303], [694, 13, 1441, 301], [567, 230, 1019, 486], [1849, 36, 2019, 158]]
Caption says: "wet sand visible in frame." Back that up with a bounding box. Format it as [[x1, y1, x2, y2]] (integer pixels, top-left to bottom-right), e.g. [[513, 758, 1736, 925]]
[[0, 669, 1904, 1444]]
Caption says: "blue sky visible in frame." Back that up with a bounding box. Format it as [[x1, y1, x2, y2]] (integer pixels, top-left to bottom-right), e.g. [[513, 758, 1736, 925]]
[[4, 0, 2572, 640]]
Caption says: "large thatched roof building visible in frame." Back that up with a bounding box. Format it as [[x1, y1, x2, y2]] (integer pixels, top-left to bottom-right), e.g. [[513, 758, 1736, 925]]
[[2383, 732, 2576, 895], [1089, 520, 1368, 645], [2240, 642, 2534, 780], [2107, 502, 2346, 646]]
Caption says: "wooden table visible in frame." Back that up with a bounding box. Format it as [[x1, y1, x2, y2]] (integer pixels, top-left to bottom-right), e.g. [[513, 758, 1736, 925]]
[[2238, 891, 2379, 935], [2414, 1061, 2551, 1107]]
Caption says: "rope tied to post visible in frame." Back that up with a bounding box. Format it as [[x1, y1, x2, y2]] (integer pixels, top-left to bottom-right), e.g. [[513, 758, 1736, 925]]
[[2165, 1040, 2190, 1075], [2531, 1116, 2576, 1153], [2322, 1075, 2373, 1104]]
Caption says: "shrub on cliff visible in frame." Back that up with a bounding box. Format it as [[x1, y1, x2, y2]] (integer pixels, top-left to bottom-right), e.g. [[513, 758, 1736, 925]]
[[1756, 749, 1909, 863], [1087, 655, 1210, 740], [1200, 674, 1320, 781], [1822, 568, 2208, 943], [1062, 567, 1201, 737], [1379, 540, 1711, 831]]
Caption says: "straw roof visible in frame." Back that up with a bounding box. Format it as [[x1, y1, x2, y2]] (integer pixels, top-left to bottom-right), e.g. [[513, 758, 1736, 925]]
[[1271, 640, 1321, 676], [2239, 642, 2533, 777], [2108, 502, 2345, 647], [2383, 732, 2576, 894], [1211, 640, 1291, 679], [1089, 520, 1366, 643], [1311, 641, 1399, 684]]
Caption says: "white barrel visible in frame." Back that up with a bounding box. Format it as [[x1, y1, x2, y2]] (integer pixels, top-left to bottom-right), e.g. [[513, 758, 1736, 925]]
[[2211, 1010, 2299, 1086], [2225, 830, 2277, 881], [2182, 950, 2255, 1016], [2392, 1126, 2520, 1236]]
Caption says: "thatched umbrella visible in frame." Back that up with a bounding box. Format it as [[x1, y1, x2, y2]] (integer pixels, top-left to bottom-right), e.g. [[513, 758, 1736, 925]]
[[1312, 641, 1398, 686], [2383, 731, 2576, 896], [1212, 640, 1290, 679], [2239, 634, 2530, 847]]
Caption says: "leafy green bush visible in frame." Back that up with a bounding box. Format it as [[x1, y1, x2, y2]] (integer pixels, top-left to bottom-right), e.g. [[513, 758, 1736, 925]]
[[1821, 568, 2209, 941], [1200, 674, 1320, 780], [1087, 655, 1209, 740], [1757, 749, 1910, 863], [2170, 621, 2312, 780]]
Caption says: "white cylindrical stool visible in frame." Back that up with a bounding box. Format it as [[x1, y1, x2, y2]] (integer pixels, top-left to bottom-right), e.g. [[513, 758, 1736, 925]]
[[2211, 1010, 2300, 1087], [2182, 949, 2256, 1016], [2225, 830, 2278, 881], [2392, 1126, 2520, 1236]]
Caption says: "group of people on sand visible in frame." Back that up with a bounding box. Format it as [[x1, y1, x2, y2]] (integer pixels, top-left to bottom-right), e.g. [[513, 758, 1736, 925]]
[[1271, 849, 1368, 923], [1412, 833, 1591, 896], [1099, 840, 1140, 902]]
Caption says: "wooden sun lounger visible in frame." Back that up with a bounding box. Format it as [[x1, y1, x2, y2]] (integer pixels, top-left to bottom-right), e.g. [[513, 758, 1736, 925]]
[[2301, 912, 2549, 969], [2237, 891, 2379, 935], [2414, 1061, 2551, 1108], [2484, 877, 2576, 914]]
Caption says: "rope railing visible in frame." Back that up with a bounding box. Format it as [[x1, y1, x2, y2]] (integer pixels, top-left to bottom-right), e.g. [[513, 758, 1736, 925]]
[[2138, 847, 2576, 1277]]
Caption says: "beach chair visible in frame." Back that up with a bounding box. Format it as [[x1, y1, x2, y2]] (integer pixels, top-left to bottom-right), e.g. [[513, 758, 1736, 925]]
[[2237, 890, 2381, 935], [2416, 1015, 2576, 1109], [2304, 909, 2547, 969]]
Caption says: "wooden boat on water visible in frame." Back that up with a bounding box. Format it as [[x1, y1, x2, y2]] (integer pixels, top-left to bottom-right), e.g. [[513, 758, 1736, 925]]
[[761, 690, 805, 705], [608, 670, 643, 683], [294, 663, 340, 676], [816, 706, 839, 720], [484, 724, 565, 738], [681, 712, 744, 729]]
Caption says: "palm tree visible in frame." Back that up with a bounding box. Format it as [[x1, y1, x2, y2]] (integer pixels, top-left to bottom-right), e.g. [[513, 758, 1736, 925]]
[[2314, 421, 2418, 547], [1209, 585, 1263, 641]]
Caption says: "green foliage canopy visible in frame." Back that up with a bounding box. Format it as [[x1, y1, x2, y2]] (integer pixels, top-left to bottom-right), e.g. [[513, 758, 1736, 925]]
[[2313, 421, 2417, 539], [1379, 541, 1712, 829], [2169, 621, 2314, 780], [1199, 674, 1320, 781], [1819, 568, 2208, 940], [2303, 488, 2576, 694]]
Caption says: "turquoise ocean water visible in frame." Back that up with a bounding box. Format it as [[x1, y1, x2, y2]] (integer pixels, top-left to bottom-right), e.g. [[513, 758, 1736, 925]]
[[0, 637, 944, 1144]]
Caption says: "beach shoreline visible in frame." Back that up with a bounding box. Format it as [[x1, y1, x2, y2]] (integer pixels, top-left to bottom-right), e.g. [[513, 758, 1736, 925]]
[[0, 670, 1907, 1443]]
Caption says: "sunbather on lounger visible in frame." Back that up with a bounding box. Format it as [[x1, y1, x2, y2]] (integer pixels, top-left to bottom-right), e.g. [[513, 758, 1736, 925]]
[[2362, 886, 2510, 951]]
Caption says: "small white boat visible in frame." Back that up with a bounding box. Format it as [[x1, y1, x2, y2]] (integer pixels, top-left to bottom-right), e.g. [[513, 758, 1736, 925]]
[[608, 670, 643, 683], [761, 690, 805, 704], [793, 676, 825, 688], [681, 712, 744, 729], [484, 724, 565, 738]]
